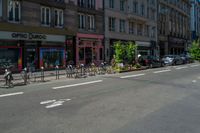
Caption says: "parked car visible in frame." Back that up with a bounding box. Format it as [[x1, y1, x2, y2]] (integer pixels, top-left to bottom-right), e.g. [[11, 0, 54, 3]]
[[162, 55, 184, 65], [180, 54, 193, 64], [139, 56, 164, 68]]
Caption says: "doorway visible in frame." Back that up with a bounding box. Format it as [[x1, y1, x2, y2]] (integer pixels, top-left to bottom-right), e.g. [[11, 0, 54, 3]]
[[26, 48, 37, 72], [85, 47, 92, 65]]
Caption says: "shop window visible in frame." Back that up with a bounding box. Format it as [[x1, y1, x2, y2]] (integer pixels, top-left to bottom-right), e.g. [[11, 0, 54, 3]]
[[0, 48, 21, 73], [40, 48, 65, 69], [54, 8, 63, 27], [79, 48, 84, 60], [100, 48, 103, 60], [93, 48, 96, 60], [41, 6, 51, 26], [8, 0, 21, 22]]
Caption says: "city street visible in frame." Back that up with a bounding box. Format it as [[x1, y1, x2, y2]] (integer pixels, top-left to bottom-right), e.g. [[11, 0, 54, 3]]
[[0, 63, 200, 133]]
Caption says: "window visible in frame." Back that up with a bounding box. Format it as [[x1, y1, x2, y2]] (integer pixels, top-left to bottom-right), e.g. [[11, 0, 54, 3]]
[[145, 25, 149, 37], [137, 24, 143, 36], [109, 0, 114, 8], [99, 48, 103, 60], [54, 9, 63, 27], [120, 0, 125, 11], [109, 17, 115, 31], [133, 1, 138, 14], [129, 22, 135, 34], [151, 27, 156, 38], [78, 13, 86, 29], [8, 0, 21, 22], [0, 0, 2, 17], [119, 19, 126, 32], [78, 0, 86, 7], [88, 15, 95, 30], [88, 0, 95, 9], [79, 48, 84, 60], [141, 4, 145, 16], [41, 6, 51, 26]]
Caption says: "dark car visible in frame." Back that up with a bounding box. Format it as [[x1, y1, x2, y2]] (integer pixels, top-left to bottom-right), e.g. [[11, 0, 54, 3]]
[[180, 54, 193, 64], [162, 55, 184, 65], [139, 56, 164, 68]]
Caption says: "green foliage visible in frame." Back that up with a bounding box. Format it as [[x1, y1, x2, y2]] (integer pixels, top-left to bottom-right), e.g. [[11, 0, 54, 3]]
[[113, 41, 126, 64], [113, 41, 137, 67], [126, 41, 137, 64], [189, 40, 200, 61]]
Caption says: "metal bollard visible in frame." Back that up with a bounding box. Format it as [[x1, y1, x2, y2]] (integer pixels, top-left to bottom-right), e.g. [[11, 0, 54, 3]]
[[55, 65, 59, 80], [41, 67, 44, 82], [23, 67, 28, 85], [80, 64, 84, 77]]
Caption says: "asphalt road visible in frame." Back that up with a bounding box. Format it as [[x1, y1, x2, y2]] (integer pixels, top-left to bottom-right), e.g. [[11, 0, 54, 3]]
[[0, 63, 200, 133]]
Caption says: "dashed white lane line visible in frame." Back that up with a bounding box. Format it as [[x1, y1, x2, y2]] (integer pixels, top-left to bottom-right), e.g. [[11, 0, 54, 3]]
[[153, 69, 171, 74], [40, 100, 56, 105], [190, 64, 200, 67], [52, 80, 103, 90], [175, 66, 188, 70], [120, 73, 146, 79], [0, 92, 24, 98], [192, 80, 197, 83]]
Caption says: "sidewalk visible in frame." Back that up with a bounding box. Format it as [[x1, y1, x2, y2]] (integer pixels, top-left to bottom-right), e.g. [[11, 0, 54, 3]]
[[0, 69, 68, 87]]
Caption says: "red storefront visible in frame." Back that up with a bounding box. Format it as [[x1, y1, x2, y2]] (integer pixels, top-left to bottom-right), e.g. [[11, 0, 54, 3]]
[[76, 33, 104, 65]]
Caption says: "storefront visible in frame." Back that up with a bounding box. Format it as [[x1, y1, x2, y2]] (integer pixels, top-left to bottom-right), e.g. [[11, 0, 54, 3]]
[[168, 37, 186, 55], [76, 33, 104, 65], [0, 31, 66, 71], [136, 41, 158, 57], [40, 47, 65, 69], [0, 42, 22, 73]]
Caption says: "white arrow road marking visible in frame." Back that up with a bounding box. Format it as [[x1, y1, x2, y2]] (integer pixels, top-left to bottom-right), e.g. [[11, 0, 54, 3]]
[[40, 99, 72, 109], [120, 73, 146, 79], [190, 64, 200, 67], [0, 92, 24, 98], [52, 80, 103, 90], [176, 66, 188, 70], [153, 69, 171, 74]]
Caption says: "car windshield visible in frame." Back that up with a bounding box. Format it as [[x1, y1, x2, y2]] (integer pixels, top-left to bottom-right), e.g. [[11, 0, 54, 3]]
[[164, 55, 174, 58]]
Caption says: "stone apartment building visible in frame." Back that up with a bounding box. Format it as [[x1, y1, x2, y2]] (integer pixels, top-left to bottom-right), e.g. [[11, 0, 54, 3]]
[[70, 0, 104, 65], [158, 0, 191, 56], [190, 0, 200, 41], [0, 0, 77, 73], [104, 0, 158, 61]]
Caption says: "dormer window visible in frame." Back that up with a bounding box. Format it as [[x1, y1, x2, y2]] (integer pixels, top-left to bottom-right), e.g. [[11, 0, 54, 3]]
[[8, 0, 21, 22]]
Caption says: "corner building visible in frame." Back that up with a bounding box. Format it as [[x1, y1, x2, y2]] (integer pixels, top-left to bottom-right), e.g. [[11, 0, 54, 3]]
[[0, 0, 76, 73], [158, 0, 191, 56]]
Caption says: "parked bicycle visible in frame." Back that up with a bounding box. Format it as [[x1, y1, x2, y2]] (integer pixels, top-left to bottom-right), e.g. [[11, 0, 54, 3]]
[[4, 68, 14, 88], [20, 67, 30, 85]]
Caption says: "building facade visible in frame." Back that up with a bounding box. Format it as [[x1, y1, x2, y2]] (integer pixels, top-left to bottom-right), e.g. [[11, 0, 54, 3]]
[[158, 0, 191, 57], [104, 0, 158, 61], [190, 0, 200, 41], [70, 0, 104, 65], [0, 0, 77, 73]]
